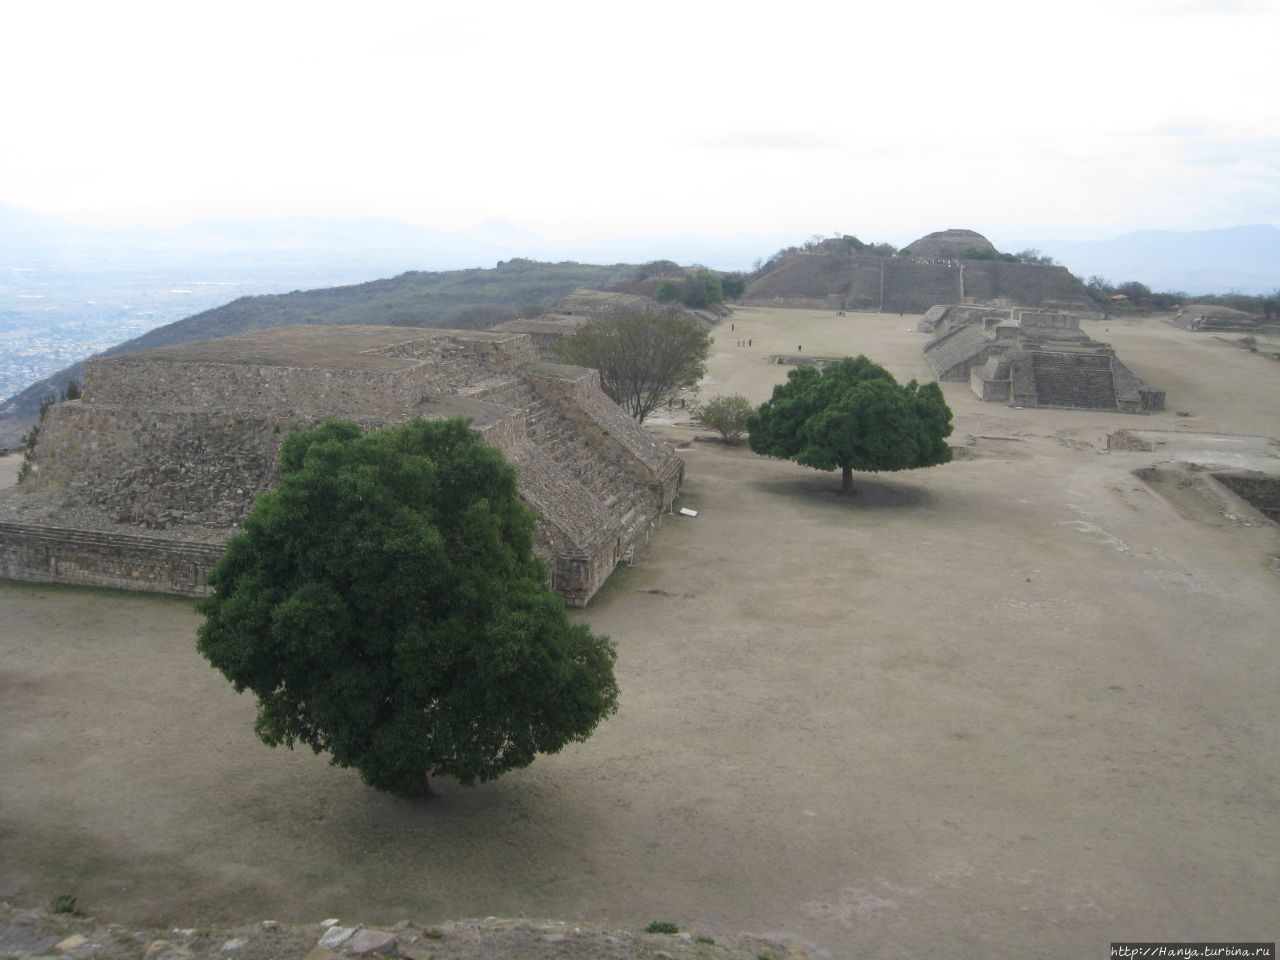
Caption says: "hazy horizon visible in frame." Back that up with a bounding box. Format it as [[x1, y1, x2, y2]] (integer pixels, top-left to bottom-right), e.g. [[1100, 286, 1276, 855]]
[[3, 0, 1277, 244]]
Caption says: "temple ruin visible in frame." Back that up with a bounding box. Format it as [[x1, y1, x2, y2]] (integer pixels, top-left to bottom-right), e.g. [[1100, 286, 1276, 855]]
[[743, 229, 1098, 315], [923, 307, 1164, 413], [0, 325, 685, 606], [1170, 304, 1262, 332]]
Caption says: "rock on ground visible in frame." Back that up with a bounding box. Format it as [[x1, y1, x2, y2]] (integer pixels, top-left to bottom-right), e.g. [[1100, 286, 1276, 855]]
[[0, 905, 810, 960]]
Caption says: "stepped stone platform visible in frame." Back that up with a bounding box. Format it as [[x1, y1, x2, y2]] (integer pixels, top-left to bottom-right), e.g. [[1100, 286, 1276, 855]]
[[492, 289, 717, 360], [0, 326, 684, 606], [924, 309, 1164, 413], [1170, 304, 1262, 332], [743, 229, 1097, 314]]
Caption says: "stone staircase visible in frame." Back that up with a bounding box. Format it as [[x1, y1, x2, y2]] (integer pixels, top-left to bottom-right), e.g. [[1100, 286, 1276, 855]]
[[523, 395, 651, 541], [1029, 353, 1118, 409], [924, 324, 991, 380], [431, 357, 655, 551]]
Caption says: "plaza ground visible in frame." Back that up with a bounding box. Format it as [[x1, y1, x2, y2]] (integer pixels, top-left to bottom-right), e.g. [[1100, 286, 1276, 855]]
[[2, 308, 1277, 958]]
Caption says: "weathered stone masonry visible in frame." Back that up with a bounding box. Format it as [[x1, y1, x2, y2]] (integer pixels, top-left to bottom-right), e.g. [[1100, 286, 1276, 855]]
[[923, 309, 1164, 413], [1, 326, 685, 606], [0, 522, 225, 596]]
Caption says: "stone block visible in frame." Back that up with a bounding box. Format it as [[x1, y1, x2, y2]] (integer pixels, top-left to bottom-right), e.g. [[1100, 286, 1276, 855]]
[[318, 926, 359, 949], [346, 929, 397, 956]]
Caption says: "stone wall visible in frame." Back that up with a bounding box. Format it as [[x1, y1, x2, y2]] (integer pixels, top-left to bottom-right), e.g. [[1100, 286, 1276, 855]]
[[845, 263, 883, 311], [970, 359, 1011, 401], [960, 262, 1092, 309], [25, 404, 283, 528], [883, 261, 962, 314], [1017, 311, 1080, 333], [745, 254, 1095, 314], [1214, 473, 1280, 522], [0, 521, 224, 596], [84, 359, 443, 421]]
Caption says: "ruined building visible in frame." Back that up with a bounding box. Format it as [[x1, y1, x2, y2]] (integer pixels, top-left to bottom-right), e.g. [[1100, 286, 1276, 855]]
[[0, 326, 684, 605], [1170, 304, 1262, 332], [743, 229, 1097, 314], [923, 309, 1164, 413]]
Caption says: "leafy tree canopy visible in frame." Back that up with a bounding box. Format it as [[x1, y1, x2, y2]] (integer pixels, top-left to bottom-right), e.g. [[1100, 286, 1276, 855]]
[[632, 260, 682, 282], [196, 418, 619, 796], [678, 269, 725, 309], [719, 272, 747, 300], [747, 356, 953, 494], [558, 310, 712, 422], [654, 280, 681, 303], [696, 393, 753, 444]]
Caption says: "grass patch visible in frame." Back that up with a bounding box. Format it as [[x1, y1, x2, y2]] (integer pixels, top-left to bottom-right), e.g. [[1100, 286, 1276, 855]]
[[48, 894, 78, 915], [645, 921, 680, 935]]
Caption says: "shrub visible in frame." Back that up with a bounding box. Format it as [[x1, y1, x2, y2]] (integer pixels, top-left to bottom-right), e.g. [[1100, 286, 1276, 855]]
[[16, 394, 58, 485], [696, 393, 753, 444]]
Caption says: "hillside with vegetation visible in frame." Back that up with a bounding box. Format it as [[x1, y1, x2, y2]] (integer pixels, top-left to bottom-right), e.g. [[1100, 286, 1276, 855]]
[[0, 259, 637, 441]]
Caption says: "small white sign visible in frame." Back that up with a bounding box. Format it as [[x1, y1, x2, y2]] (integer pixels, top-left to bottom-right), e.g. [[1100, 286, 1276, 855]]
[[679, 507, 698, 517]]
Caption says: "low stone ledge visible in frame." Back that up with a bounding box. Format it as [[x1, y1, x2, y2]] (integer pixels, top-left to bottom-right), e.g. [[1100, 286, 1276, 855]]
[[0, 521, 225, 596]]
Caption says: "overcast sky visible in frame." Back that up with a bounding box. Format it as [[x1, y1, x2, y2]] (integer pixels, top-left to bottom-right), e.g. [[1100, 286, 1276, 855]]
[[3, 0, 1277, 248]]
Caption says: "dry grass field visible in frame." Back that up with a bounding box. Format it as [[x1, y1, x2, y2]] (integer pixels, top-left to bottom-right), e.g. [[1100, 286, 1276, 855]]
[[2, 308, 1278, 958]]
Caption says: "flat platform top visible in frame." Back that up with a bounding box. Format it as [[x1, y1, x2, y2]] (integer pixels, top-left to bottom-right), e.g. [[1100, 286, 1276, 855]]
[[494, 316, 583, 334], [1126, 430, 1280, 470], [112, 325, 524, 371]]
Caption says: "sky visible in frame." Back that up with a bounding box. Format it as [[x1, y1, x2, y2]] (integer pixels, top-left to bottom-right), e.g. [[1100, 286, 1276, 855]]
[[3, 0, 1278, 249]]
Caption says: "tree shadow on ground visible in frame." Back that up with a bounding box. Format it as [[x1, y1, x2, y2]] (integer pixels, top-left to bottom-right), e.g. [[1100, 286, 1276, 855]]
[[748, 471, 934, 510]]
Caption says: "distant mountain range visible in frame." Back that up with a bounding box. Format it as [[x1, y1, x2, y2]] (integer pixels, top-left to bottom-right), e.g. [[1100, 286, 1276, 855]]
[[1003, 225, 1280, 295]]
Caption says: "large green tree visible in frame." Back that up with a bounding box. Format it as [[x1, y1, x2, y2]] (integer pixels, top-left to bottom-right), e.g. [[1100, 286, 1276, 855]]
[[196, 418, 619, 797], [558, 310, 712, 422], [747, 356, 953, 495]]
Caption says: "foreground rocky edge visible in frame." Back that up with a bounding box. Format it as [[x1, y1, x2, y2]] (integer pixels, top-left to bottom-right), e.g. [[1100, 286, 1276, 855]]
[[0, 904, 811, 960]]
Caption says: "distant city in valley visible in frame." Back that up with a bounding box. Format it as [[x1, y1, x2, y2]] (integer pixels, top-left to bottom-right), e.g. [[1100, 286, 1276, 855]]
[[0, 266, 395, 402]]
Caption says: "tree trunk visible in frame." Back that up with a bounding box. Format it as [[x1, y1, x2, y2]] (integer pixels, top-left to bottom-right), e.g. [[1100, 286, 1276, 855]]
[[411, 772, 435, 798], [841, 466, 854, 495]]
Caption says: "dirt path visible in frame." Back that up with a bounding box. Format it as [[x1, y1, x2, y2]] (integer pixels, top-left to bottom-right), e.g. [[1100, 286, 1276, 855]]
[[2, 309, 1278, 958]]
